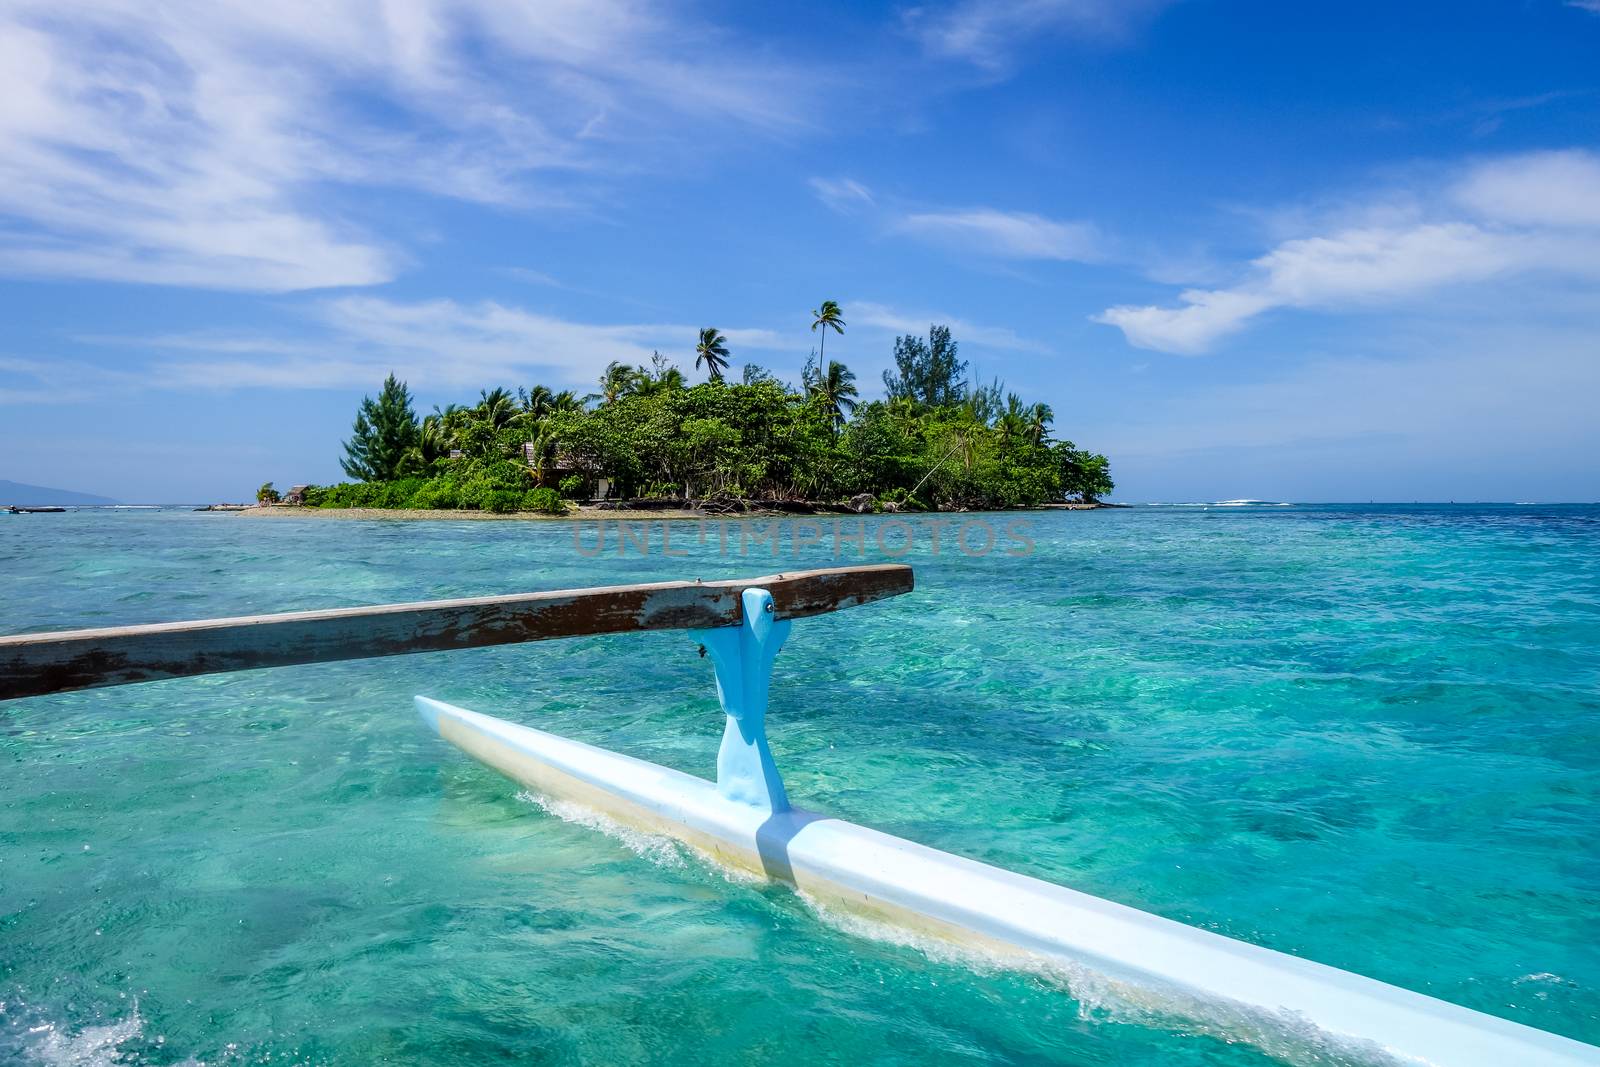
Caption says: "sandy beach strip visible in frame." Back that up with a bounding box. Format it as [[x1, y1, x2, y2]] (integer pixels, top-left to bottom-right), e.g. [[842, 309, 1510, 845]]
[[234, 502, 1105, 522], [237, 505, 709, 522]]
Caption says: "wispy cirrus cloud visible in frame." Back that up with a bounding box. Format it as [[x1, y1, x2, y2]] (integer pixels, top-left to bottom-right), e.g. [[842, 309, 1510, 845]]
[[1095, 150, 1600, 354], [894, 207, 1101, 261], [809, 177, 876, 214], [60, 297, 792, 396], [0, 1, 815, 293], [807, 180, 1103, 263], [1451, 149, 1600, 226], [41, 296, 1043, 401], [849, 301, 1048, 352], [1083, 323, 1600, 500], [0, 357, 131, 405], [903, 0, 1177, 72]]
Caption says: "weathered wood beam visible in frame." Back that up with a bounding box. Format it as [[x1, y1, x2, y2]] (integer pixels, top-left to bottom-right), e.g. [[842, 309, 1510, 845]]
[[0, 564, 913, 702]]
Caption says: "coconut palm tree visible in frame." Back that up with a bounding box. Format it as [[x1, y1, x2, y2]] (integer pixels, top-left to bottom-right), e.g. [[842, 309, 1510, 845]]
[[477, 387, 521, 430], [519, 384, 554, 418], [635, 351, 687, 396], [525, 421, 560, 486], [811, 300, 845, 361], [695, 328, 730, 382], [591, 361, 638, 405], [634, 370, 685, 397], [997, 393, 1028, 443], [418, 407, 457, 463], [887, 395, 924, 425], [1026, 401, 1054, 446], [808, 359, 858, 431]]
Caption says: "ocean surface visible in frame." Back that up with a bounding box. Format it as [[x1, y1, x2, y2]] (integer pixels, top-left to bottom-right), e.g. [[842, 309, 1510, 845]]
[[2, 504, 1597, 1065]]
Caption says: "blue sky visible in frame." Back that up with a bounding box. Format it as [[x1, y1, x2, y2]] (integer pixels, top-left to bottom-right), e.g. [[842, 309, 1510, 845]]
[[3, 0, 1599, 503]]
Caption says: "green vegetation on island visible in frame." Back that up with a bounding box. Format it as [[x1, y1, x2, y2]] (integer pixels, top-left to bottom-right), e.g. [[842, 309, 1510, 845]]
[[295, 312, 1113, 514]]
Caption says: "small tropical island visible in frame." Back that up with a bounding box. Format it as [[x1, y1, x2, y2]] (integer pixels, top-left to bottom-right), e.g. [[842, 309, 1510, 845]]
[[260, 308, 1113, 516]]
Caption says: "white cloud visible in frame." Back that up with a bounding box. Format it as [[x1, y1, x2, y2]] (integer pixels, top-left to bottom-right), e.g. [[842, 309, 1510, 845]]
[[53, 297, 1034, 399], [0, 356, 143, 404], [500, 268, 565, 288], [0, 1, 813, 292], [904, 0, 1175, 71], [1081, 324, 1600, 501], [1095, 289, 1271, 355], [809, 177, 875, 214], [1096, 150, 1600, 354], [849, 301, 1047, 352], [1567, 1, 1600, 13], [1451, 149, 1600, 228], [57, 297, 795, 396], [895, 208, 1100, 261]]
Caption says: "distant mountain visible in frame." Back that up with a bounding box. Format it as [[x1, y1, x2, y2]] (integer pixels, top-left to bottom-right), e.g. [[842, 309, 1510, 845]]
[[0, 479, 119, 506]]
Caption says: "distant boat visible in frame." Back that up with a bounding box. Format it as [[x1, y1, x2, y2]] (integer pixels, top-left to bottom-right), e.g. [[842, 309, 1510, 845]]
[[6, 506, 67, 513]]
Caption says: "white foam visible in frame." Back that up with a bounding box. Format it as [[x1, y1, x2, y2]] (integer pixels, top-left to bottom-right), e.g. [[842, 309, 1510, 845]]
[[516, 790, 687, 869], [795, 894, 1402, 1067], [12, 1006, 143, 1067], [434, 699, 1594, 1067]]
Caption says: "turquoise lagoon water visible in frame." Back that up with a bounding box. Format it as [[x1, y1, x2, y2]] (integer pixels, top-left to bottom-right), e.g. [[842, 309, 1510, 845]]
[[2, 505, 1597, 1065]]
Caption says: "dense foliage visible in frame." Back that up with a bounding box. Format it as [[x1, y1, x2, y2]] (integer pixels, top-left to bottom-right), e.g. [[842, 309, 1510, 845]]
[[340, 373, 420, 481], [301, 320, 1112, 513]]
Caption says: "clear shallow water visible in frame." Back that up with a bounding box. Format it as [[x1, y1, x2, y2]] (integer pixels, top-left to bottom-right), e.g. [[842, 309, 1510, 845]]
[[2, 505, 1597, 1065]]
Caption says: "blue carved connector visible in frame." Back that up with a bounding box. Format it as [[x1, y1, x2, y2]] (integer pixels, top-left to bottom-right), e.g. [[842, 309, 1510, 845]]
[[693, 587, 791, 811]]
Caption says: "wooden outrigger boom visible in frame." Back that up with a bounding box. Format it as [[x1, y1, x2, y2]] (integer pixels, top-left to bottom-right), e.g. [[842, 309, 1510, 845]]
[[2, 564, 1593, 1066], [0, 565, 912, 701]]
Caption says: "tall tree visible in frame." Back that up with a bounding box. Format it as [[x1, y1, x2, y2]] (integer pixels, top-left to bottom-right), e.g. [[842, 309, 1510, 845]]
[[741, 363, 778, 386], [810, 300, 845, 361], [996, 393, 1028, 443], [882, 324, 967, 408], [477, 387, 521, 430], [808, 359, 858, 431], [525, 421, 560, 487], [591, 361, 638, 405], [965, 376, 1005, 425], [341, 373, 421, 481], [636, 351, 687, 396], [418, 405, 459, 464], [519, 384, 554, 418], [1026, 402, 1054, 446], [695, 327, 730, 382]]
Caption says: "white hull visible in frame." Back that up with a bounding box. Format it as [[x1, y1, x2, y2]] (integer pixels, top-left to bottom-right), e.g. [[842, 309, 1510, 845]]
[[418, 696, 1596, 1067]]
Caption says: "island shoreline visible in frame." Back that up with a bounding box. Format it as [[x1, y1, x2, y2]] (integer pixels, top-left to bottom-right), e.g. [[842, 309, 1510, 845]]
[[233, 503, 1109, 522]]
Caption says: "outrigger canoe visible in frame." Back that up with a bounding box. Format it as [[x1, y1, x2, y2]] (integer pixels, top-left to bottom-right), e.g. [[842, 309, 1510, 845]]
[[2, 565, 1594, 1066]]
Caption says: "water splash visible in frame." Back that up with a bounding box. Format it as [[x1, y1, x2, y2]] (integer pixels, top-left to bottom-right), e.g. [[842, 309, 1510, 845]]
[[794, 894, 1405, 1067], [516, 790, 688, 869], [505, 785, 1411, 1067], [3, 1002, 143, 1067]]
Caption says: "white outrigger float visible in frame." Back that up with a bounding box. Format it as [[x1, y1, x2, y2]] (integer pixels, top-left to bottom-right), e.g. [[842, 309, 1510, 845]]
[[3, 565, 1595, 1067]]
